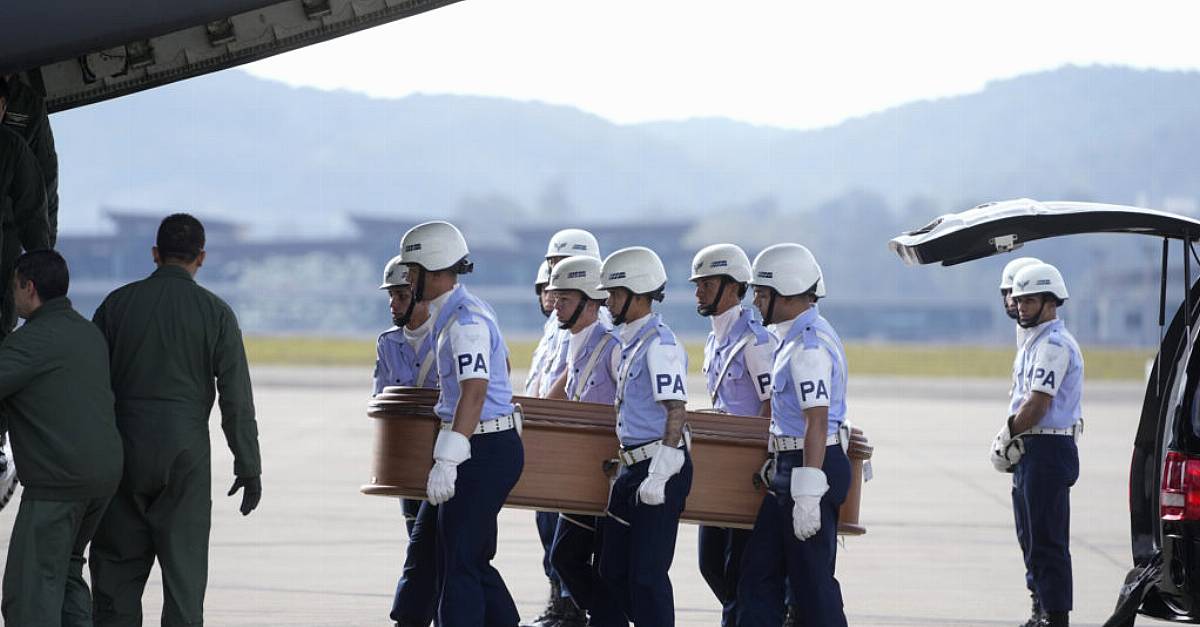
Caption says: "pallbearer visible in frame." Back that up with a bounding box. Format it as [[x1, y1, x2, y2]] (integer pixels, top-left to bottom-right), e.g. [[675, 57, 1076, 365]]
[[544, 255, 624, 627], [399, 220, 524, 627], [690, 244, 777, 627], [374, 255, 440, 627], [528, 228, 601, 627], [738, 243, 850, 627], [597, 246, 690, 626], [991, 262, 1082, 627]]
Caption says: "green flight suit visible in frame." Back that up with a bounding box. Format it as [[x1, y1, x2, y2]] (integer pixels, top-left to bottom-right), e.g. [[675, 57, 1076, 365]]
[[88, 265, 261, 627], [2, 77, 58, 245], [0, 127, 49, 338], [0, 297, 123, 626]]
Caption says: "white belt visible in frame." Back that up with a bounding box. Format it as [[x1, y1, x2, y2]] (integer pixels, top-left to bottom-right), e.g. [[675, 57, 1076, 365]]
[[1026, 420, 1083, 438], [440, 410, 522, 435], [618, 440, 686, 466], [770, 432, 840, 453]]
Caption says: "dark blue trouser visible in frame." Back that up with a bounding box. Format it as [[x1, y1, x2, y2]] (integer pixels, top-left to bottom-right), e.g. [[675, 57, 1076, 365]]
[[599, 452, 692, 627], [1013, 435, 1079, 613], [437, 429, 524, 627], [403, 498, 421, 536], [551, 514, 626, 627], [1012, 474, 1035, 594], [535, 510, 562, 587], [698, 525, 751, 627], [391, 499, 440, 626], [737, 445, 850, 627]]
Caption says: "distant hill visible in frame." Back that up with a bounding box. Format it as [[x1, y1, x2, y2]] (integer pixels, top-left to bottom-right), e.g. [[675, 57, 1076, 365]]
[[52, 64, 1200, 235]]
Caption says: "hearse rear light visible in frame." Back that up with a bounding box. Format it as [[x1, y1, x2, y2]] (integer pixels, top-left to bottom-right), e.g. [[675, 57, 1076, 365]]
[[1161, 451, 1200, 521]]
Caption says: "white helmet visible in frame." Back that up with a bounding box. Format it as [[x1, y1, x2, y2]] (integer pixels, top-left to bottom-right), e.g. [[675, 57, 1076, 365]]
[[999, 257, 1042, 290], [690, 243, 752, 283], [398, 221, 472, 273], [547, 255, 608, 300], [1010, 262, 1068, 302], [750, 243, 826, 297], [379, 254, 408, 289], [599, 246, 667, 297], [546, 228, 601, 261], [535, 260, 551, 287]]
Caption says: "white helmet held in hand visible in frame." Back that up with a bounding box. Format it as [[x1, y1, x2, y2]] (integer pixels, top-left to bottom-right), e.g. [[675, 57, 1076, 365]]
[[999, 257, 1042, 290], [547, 255, 608, 300], [750, 243, 826, 298], [379, 254, 408, 290], [690, 243, 753, 283], [535, 260, 551, 288], [1010, 262, 1068, 302], [546, 228, 601, 261], [600, 246, 667, 298], [399, 221, 472, 273]]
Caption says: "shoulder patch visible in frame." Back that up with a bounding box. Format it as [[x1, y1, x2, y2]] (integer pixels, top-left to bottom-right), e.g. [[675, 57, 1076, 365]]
[[454, 304, 479, 326], [801, 325, 820, 350], [747, 317, 771, 346], [656, 323, 678, 346]]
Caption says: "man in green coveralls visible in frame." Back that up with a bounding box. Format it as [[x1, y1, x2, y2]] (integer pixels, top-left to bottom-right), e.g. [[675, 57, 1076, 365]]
[[88, 213, 263, 627], [0, 78, 50, 340], [0, 249, 123, 626]]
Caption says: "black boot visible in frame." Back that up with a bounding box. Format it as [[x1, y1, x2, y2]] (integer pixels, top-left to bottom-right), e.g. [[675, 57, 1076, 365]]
[[783, 604, 800, 627], [1021, 593, 1048, 627], [557, 598, 587, 627], [1045, 611, 1068, 627], [522, 579, 565, 627]]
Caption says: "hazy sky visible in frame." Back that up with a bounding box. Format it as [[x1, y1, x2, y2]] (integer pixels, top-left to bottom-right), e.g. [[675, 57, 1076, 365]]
[[250, 1, 1200, 130]]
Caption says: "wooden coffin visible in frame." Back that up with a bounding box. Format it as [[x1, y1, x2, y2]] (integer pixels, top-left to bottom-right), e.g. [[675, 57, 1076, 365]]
[[363, 387, 871, 533]]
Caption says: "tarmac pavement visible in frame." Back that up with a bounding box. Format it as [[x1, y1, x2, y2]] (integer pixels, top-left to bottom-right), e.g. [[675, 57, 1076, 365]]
[[0, 366, 1151, 625]]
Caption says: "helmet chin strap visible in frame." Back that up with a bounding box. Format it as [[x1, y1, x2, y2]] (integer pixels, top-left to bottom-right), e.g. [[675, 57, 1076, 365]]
[[400, 267, 426, 326], [558, 295, 587, 330], [763, 290, 778, 325], [1002, 290, 1018, 320], [612, 293, 634, 325], [696, 277, 729, 317], [1017, 296, 1047, 328], [537, 287, 550, 318]]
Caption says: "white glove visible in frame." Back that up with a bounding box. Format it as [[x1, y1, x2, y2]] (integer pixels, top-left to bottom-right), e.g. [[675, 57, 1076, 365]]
[[790, 467, 828, 541], [427, 430, 471, 505], [990, 418, 1024, 473], [636, 444, 685, 506]]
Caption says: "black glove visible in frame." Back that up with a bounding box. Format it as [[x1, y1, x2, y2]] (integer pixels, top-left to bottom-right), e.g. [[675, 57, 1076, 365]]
[[228, 476, 262, 516]]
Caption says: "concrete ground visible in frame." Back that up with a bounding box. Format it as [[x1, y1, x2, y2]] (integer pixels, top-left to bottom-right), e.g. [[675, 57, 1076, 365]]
[[0, 367, 1153, 625]]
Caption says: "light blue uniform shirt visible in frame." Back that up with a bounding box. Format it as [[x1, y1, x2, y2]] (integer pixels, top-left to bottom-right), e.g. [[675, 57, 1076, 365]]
[[373, 324, 438, 394], [703, 304, 776, 416], [1009, 319, 1083, 430], [613, 313, 688, 446], [539, 328, 571, 398], [770, 306, 847, 438], [565, 320, 620, 404], [525, 316, 559, 396], [430, 285, 515, 423]]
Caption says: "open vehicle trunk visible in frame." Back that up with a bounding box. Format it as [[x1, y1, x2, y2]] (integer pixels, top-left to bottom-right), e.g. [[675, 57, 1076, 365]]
[[889, 198, 1200, 624]]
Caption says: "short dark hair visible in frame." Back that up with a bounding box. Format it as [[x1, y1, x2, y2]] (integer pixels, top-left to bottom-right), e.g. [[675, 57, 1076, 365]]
[[0, 76, 9, 103], [15, 249, 69, 301], [156, 213, 205, 263]]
